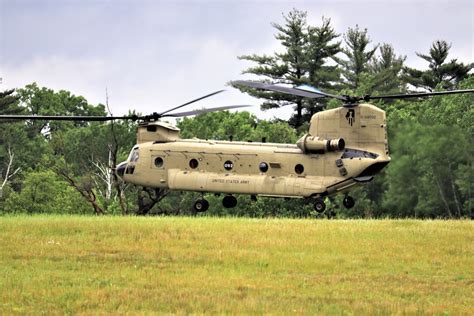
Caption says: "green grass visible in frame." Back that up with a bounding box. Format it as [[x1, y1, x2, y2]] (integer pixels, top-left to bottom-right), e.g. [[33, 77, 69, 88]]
[[0, 216, 472, 314]]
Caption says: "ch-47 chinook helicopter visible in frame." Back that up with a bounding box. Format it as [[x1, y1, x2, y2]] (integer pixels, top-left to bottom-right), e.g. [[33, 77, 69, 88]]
[[1, 82, 473, 213]]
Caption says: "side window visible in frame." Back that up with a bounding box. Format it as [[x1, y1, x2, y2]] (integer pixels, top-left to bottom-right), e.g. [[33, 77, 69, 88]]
[[189, 158, 199, 169], [154, 157, 164, 168], [259, 162, 269, 173]]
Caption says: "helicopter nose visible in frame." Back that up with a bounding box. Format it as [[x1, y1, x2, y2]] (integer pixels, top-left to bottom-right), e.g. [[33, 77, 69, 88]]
[[116, 161, 127, 178], [357, 159, 390, 178]]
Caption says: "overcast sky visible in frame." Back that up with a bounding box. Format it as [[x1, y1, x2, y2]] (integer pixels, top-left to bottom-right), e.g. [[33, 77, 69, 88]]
[[0, 0, 472, 120]]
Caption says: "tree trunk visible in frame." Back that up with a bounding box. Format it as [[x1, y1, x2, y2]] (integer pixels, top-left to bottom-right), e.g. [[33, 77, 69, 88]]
[[56, 169, 105, 215], [136, 187, 168, 215], [434, 174, 452, 218], [1, 144, 21, 193], [447, 161, 462, 218]]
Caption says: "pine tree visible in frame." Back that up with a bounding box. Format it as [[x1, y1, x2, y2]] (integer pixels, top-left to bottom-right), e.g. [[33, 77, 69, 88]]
[[403, 40, 473, 91], [0, 89, 21, 117], [369, 43, 406, 94], [232, 10, 341, 128], [302, 17, 341, 120], [338, 25, 378, 90]]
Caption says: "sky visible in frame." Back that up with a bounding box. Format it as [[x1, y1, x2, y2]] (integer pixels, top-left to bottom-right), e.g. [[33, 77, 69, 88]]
[[0, 0, 472, 120]]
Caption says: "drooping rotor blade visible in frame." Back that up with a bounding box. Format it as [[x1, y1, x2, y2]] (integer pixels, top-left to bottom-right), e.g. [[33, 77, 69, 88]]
[[365, 89, 474, 101], [159, 89, 225, 116], [294, 84, 347, 100], [162, 105, 252, 117], [232, 80, 346, 100], [0, 114, 139, 122]]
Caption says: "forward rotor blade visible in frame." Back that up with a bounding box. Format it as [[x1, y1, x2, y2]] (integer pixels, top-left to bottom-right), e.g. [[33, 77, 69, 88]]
[[0, 115, 138, 122], [367, 89, 474, 101], [162, 105, 252, 117], [159, 89, 225, 116], [232, 80, 346, 100]]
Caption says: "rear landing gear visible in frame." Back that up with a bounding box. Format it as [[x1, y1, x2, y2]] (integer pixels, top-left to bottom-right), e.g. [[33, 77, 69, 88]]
[[193, 199, 209, 212], [222, 195, 237, 208], [343, 195, 355, 209], [313, 199, 326, 213]]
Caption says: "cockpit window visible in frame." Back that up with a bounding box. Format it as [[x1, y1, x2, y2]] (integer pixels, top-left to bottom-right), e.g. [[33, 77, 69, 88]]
[[128, 147, 139, 162], [342, 149, 378, 159]]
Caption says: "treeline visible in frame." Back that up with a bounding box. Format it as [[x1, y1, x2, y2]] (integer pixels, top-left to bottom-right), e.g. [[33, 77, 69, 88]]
[[0, 9, 473, 218]]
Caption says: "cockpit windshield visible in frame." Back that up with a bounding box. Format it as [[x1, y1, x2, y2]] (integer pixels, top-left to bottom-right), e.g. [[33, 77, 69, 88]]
[[128, 147, 139, 162]]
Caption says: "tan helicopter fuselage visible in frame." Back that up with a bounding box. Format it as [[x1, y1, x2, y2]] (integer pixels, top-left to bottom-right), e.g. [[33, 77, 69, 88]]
[[118, 103, 390, 199]]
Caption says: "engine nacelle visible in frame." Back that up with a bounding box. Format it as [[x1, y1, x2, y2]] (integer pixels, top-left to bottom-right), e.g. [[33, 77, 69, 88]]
[[296, 134, 345, 154]]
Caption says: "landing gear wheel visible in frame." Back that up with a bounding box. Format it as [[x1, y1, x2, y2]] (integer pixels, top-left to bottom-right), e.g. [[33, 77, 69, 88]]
[[314, 199, 326, 213], [343, 196, 355, 209], [222, 195, 237, 208], [194, 199, 209, 212]]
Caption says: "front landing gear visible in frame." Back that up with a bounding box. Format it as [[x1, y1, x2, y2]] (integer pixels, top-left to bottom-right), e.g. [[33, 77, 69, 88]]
[[193, 199, 209, 212], [343, 195, 355, 209], [313, 199, 326, 213]]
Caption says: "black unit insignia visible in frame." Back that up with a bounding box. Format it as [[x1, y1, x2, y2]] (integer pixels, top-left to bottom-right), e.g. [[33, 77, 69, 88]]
[[345, 109, 355, 126]]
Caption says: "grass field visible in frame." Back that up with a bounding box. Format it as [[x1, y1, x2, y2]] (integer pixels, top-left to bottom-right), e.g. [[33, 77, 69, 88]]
[[0, 216, 472, 314]]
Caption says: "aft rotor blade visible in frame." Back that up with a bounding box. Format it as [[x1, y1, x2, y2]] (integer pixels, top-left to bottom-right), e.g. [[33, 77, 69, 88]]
[[163, 105, 252, 117], [366, 89, 474, 101], [159, 89, 225, 116], [0, 115, 138, 122], [232, 80, 346, 100], [294, 84, 346, 100]]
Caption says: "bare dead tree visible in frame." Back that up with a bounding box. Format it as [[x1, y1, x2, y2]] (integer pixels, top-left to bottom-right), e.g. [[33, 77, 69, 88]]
[[1, 144, 21, 196], [105, 88, 128, 214], [91, 157, 112, 199]]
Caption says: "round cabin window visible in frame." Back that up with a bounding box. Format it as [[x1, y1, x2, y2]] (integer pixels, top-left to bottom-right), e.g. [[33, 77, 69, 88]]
[[154, 157, 164, 168], [224, 160, 233, 171], [189, 158, 199, 169], [259, 162, 269, 173], [295, 164, 304, 174]]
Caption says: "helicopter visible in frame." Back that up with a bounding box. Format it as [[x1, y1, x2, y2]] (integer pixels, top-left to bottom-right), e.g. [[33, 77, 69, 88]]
[[1, 82, 473, 213]]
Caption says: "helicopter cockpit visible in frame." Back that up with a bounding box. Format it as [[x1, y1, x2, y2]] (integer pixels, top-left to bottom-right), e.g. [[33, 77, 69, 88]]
[[117, 146, 139, 177]]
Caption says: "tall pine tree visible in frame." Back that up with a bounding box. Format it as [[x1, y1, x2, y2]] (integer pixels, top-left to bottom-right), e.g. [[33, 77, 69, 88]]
[[338, 25, 378, 90], [0, 89, 21, 118], [369, 43, 406, 94], [303, 17, 341, 121], [233, 10, 341, 128], [403, 40, 473, 91]]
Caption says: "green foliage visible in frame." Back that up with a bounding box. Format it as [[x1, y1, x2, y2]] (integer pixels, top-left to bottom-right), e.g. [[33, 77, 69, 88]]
[[403, 40, 473, 90], [383, 123, 471, 218], [177, 111, 298, 143], [3, 170, 90, 214], [368, 43, 406, 95], [0, 89, 21, 117], [338, 25, 378, 90], [178, 111, 256, 140]]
